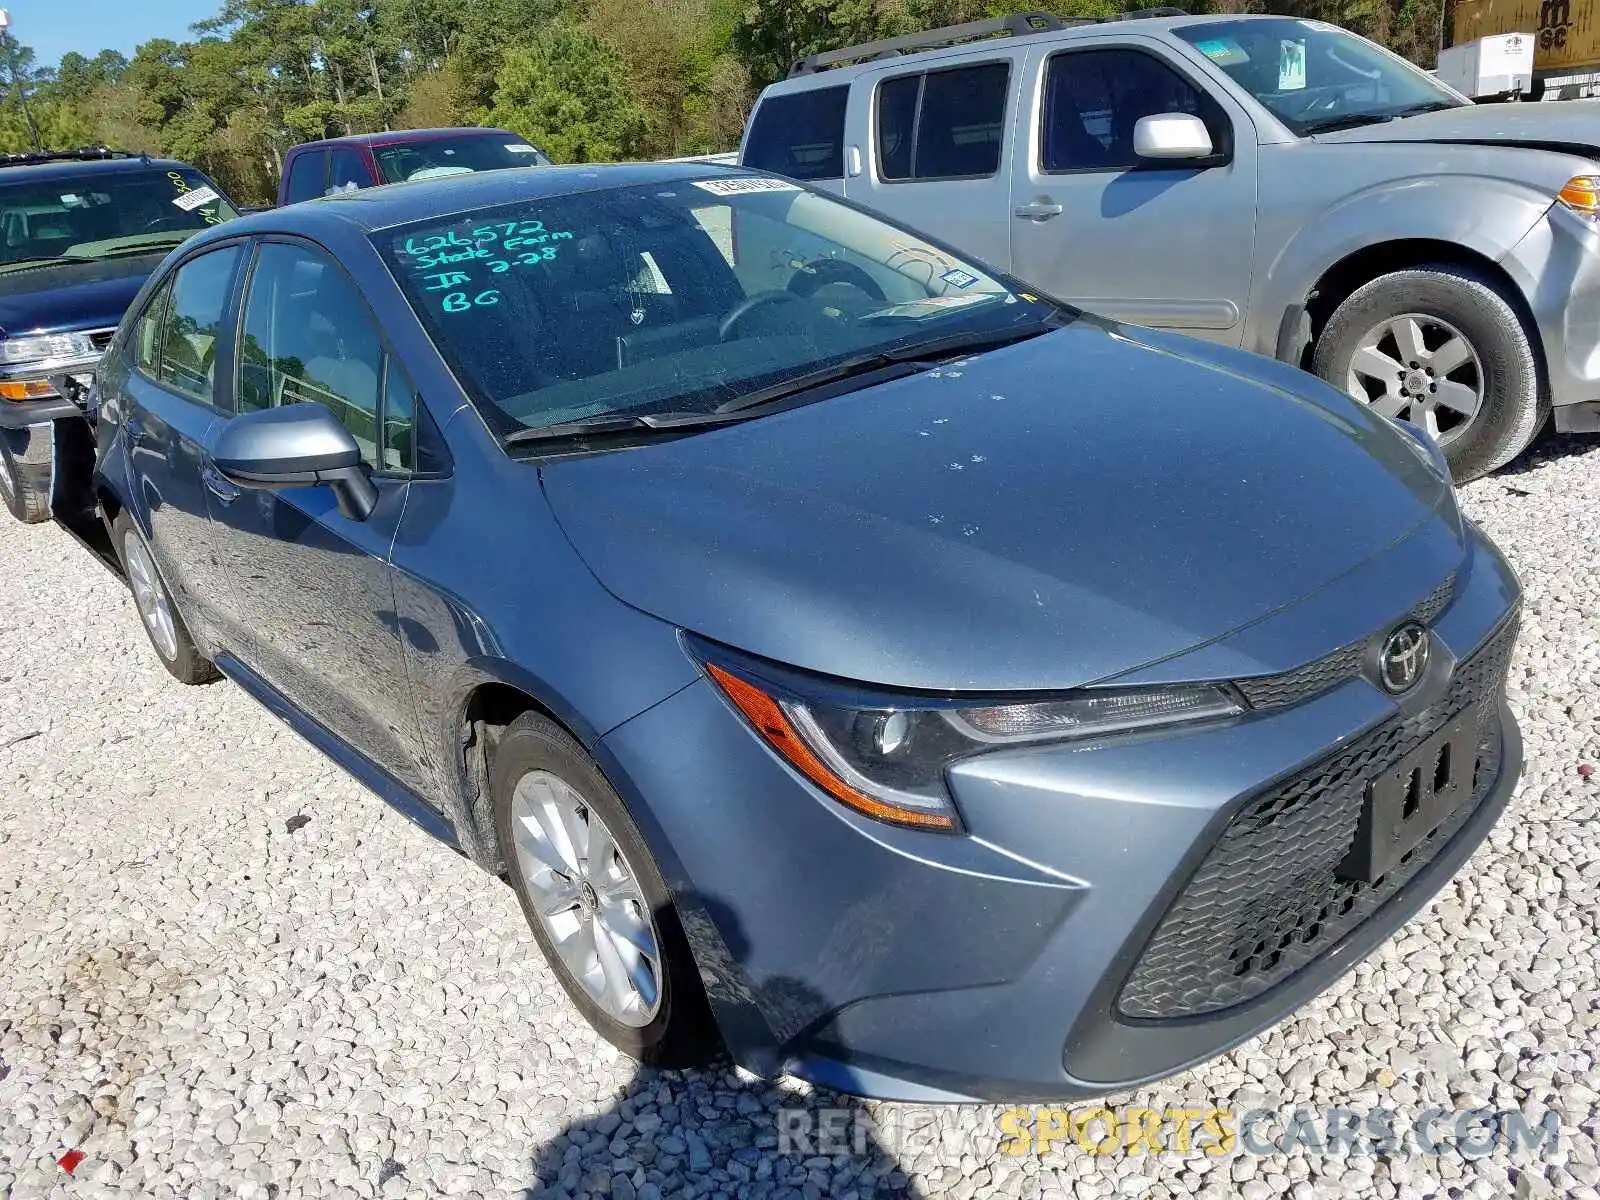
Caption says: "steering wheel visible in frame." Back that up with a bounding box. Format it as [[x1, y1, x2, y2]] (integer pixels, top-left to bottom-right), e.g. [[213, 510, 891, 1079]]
[[787, 259, 887, 305], [720, 290, 805, 342], [141, 216, 177, 233]]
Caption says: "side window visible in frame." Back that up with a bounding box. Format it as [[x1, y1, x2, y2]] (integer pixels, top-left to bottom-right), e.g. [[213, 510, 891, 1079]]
[[133, 281, 171, 375], [875, 63, 1010, 182], [328, 148, 369, 194], [283, 150, 329, 204], [237, 242, 384, 466], [741, 86, 849, 180], [1042, 49, 1212, 172], [154, 246, 242, 406]]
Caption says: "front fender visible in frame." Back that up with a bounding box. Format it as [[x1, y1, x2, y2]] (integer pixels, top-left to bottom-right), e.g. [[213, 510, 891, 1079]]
[[1251, 171, 1556, 359]]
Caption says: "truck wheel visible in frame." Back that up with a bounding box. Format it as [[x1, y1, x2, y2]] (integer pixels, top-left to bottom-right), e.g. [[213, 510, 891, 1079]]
[[492, 710, 719, 1067], [111, 511, 220, 685], [0, 427, 53, 523], [1312, 265, 1544, 483]]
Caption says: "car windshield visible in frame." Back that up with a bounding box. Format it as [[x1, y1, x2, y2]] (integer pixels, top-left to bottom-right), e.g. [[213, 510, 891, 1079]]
[[1176, 19, 1465, 136], [378, 176, 1065, 440], [374, 136, 553, 184], [0, 166, 237, 268]]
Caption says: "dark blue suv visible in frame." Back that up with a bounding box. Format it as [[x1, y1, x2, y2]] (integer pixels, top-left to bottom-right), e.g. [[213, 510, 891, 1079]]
[[0, 149, 236, 530]]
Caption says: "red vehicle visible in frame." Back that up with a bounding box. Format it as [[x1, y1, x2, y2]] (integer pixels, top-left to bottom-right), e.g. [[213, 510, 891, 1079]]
[[276, 128, 553, 206]]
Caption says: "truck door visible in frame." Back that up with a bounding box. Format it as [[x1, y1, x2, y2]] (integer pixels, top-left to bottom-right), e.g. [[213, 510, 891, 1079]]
[[1008, 39, 1259, 345], [844, 53, 1025, 273]]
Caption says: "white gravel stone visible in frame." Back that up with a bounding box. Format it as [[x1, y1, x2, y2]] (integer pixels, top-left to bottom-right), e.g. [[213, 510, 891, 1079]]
[[1, 435, 1597, 1199]]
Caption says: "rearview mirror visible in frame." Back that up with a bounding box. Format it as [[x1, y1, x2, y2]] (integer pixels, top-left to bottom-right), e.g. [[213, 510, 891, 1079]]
[[212, 402, 378, 521], [1133, 113, 1215, 162]]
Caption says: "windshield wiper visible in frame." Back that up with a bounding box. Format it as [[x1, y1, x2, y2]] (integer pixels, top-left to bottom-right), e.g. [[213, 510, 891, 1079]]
[[1303, 101, 1457, 135], [716, 318, 1062, 416], [0, 255, 77, 274], [1387, 100, 1459, 119], [502, 409, 753, 447]]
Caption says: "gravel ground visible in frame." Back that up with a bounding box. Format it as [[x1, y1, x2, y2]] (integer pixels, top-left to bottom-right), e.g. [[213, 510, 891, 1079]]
[[1, 434, 1598, 1200]]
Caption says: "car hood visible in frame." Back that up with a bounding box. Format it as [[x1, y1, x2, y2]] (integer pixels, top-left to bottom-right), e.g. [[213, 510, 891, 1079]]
[[0, 254, 162, 338], [1314, 100, 1600, 154], [541, 320, 1458, 692]]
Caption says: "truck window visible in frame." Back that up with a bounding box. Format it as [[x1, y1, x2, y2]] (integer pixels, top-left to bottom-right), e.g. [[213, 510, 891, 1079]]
[[283, 150, 329, 205], [742, 87, 849, 180], [1042, 50, 1210, 172], [328, 148, 370, 194], [875, 63, 1010, 182]]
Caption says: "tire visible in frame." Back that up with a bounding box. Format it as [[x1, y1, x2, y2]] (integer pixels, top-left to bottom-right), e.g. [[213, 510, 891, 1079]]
[[1312, 264, 1545, 483], [0, 427, 53, 524], [110, 511, 220, 686], [491, 711, 718, 1067]]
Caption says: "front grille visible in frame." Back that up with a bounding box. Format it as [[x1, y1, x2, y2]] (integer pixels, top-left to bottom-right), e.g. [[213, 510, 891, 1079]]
[[1236, 572, 1458, 711], [1117, 611, 1518, 1021]]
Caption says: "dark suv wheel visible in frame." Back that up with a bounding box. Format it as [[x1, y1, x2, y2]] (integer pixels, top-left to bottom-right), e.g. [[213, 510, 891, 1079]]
[[0, 428, 52, 523]]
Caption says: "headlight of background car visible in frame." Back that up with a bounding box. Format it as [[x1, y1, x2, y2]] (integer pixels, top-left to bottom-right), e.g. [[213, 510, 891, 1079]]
[[0, 332, 96, 366], [701, 654, 1243, 832]]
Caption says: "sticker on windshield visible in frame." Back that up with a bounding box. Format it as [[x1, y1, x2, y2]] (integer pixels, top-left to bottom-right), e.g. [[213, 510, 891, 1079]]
[[940, 268, 980, 290], [172, 185, 220, 212], [505, 143, 540, 153], [1278, 40, 1308, 90], [690, 177, 801, 197], [1193, 37, 1249, 66]]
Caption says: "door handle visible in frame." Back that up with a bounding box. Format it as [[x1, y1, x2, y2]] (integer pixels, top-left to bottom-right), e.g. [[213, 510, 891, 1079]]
[[201, 462, 242, 505], [1014, 200, 1064, 221]]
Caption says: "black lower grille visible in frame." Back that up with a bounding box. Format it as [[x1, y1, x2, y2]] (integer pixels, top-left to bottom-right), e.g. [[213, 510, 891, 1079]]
[[1117, 612, 1518, 1021]]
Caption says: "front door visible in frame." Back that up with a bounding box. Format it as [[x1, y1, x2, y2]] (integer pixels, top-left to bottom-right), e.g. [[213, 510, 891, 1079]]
[[204, 238, 431, 795], [119, 244, 244, 645], [1009, 41, 1258, 345]]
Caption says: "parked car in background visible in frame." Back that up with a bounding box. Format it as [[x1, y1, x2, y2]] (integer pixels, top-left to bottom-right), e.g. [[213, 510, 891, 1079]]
[[278, 129, 553, 205], [0, 148, 236, 530], [91, 162, 1521, 1101], [741, 11, 1600, 481]]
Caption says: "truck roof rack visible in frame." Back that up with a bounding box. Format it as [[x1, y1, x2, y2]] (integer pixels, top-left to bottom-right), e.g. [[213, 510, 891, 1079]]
[[788, 8, 1191, 76], [0, 147, 148, 169]]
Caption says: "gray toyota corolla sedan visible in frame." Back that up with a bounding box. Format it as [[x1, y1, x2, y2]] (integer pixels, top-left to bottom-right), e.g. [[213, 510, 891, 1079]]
[[89, 162, 1522, 1101]]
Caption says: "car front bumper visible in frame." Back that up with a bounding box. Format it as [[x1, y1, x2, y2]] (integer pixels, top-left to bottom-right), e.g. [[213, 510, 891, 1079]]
[[0, 353, 98, 429], [598, 526, 1523, 1102], [1503, 202, 1600, 429]]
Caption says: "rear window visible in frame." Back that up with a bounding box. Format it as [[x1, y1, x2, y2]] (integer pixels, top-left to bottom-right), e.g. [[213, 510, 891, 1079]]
[[373, 135, 552, 184], [742, 87, 849, 180], [283, 150, 328, 205], [875, 63, 1010, 181]]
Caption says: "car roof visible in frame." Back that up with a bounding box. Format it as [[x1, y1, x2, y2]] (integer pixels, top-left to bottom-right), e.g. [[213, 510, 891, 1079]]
[[0, 155, 202, 184], [217, 161, 746, 240], [290, 128, 521, 152], [758, 11, 1276, 94]]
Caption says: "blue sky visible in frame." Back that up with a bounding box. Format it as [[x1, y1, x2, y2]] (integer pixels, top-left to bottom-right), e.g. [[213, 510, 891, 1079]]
[[14, 0, 222, 69]]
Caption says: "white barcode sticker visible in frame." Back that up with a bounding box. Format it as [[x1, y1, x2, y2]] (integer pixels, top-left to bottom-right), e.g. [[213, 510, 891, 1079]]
[[505, 143, 539, 153], [172, 185, 219, 211], [690, 177, 801, 196]]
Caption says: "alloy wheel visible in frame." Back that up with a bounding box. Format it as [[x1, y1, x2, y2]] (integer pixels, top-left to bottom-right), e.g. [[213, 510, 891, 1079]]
[[123, 530, 179, 661], [1345, 313, 1484, 445], [510, 769, 663, 1027]]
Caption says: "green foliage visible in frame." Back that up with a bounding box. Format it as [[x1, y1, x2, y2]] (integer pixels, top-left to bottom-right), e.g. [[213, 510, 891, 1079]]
[[485, 22, 645, 162], [8, 0, 1452, 201]]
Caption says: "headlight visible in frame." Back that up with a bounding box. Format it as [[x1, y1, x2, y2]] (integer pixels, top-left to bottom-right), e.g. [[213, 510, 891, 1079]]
[[0, 332, 96, 365], [701, 654, 1243, 832]]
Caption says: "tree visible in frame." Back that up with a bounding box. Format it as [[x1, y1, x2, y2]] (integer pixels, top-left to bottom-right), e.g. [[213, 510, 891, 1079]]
[[0, 30, 43, 150], [485, 22, 645, 163]]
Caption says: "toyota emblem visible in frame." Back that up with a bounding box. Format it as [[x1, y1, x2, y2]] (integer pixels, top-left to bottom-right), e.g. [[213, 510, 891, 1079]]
[[1379, 623, 1430, 694]]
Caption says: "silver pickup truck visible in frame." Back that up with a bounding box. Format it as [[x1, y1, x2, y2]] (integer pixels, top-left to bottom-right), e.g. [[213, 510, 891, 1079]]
[[741, 12, 1600, 480]]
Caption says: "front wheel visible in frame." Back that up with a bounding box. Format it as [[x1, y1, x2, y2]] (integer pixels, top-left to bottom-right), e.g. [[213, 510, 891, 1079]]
[[0, 428, 52, 523], [1312, 265, 1545, 483], [492, 711, 718, 1067]]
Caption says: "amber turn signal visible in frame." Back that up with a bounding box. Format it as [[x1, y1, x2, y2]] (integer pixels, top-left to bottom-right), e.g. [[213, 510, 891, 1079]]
[[0, 379, 58, 401], [703, 663, 956, 830], [1558, 176, 1600, 218]]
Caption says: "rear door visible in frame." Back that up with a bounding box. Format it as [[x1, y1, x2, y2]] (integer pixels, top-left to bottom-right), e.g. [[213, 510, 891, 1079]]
[[119, 243, 246, 643], [846, 53, 1024, 273], [1008, 38, 1258, 343], [204, 237, 433, 794]]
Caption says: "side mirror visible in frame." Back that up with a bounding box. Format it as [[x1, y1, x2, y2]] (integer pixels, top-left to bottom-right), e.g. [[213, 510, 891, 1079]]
[[212, 402, 378, 521], [1133, 113, 1215, 162]]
